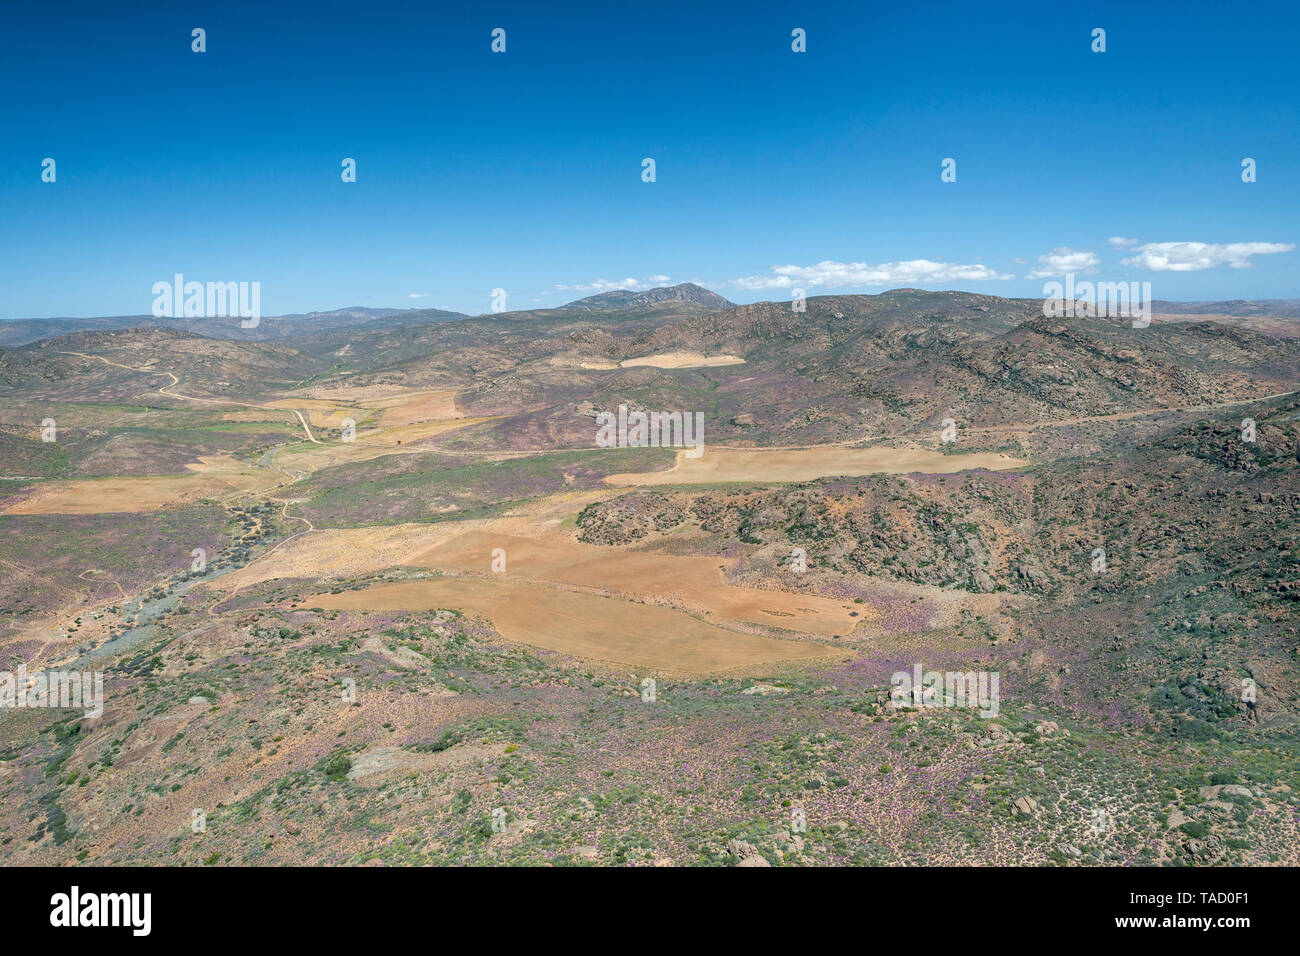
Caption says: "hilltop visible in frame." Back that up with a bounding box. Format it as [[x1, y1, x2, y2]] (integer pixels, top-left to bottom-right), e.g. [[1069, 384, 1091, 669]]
[[557, 282, 734, 312]]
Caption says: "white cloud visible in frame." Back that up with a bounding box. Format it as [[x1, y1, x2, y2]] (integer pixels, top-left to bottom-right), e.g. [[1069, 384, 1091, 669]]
[[1026, 247, 1101, 279], [730, 259, 1013, 290], [407, 293, 430, 299], [1122, 241, 1294, 271], [555, 276, 671, 293], [1108, 236, 1141, 248]]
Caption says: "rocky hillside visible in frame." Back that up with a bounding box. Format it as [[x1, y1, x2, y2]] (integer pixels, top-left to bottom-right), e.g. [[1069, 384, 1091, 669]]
[[577, 396, 1300, 735], [559, 282, 733, 312]]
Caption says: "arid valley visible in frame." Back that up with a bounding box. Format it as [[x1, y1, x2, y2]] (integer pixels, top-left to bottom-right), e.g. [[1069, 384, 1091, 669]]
[[2, 284, 1298, 866]]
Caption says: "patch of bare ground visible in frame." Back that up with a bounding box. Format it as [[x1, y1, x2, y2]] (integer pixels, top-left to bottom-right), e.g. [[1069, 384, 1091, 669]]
[[1, 456, 275, 514], [606, 446, 1026, 486], [346, 742, 511, 786], [311, 578, 847, 676], [213, 509, 873, 638], [626, 352, 747, 369]]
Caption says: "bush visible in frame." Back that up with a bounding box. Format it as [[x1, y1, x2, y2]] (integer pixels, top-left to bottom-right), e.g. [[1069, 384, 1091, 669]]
[[319, 752, 352, 781]]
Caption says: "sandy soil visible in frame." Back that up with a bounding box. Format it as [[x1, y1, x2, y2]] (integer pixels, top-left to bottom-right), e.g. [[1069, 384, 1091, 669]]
[[578, 352, 746, 370], [1, 456, 275, 515], [367, 389, 462, 425], [312, 577, 845, 675], [620, 352, 746, 369], [217, 515, 865, 637], [410, 529, 865, 636], [216, 523, 461, 589], [606, 446, 1026, 485]]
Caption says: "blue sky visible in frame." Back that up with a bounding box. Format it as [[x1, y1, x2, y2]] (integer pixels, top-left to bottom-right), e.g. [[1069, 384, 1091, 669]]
[[1, 0, 1297, 319]]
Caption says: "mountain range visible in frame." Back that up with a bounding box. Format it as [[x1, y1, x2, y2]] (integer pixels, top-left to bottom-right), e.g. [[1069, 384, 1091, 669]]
[[5, 283, 1297, 349]]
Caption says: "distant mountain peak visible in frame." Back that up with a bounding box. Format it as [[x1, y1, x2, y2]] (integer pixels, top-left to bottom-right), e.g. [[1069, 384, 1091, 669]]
[[559, 282, 733, 312]]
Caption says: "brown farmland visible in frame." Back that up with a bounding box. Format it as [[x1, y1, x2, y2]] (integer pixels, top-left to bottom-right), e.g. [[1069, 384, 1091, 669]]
[[311, 577, 845, 675]]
